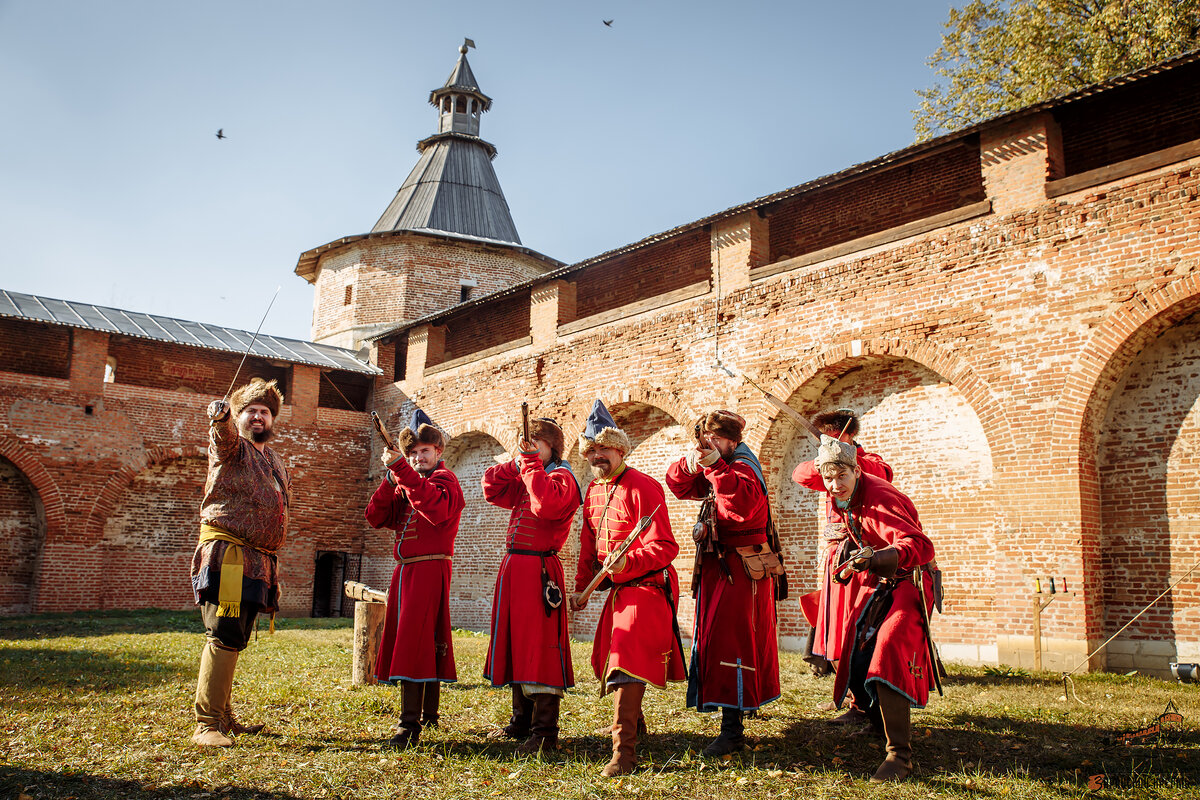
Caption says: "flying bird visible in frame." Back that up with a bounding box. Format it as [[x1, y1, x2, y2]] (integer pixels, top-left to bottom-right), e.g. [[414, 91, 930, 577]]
[[603, 19, 613, 26], [215, 129, 227, 140]]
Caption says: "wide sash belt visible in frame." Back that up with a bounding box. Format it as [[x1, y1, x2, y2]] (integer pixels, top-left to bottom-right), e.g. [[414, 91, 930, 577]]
[[398, 553, 451, 565], [507, 548, 558, 557]]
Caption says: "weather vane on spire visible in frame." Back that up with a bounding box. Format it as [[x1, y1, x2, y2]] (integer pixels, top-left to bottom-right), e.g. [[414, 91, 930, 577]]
[[462, 37, 476, 53]]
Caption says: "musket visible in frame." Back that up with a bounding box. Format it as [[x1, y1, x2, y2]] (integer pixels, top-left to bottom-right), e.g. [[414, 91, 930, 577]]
[[370, 411, 397, 450], [343, 580, 387, 604], [739, 371, 823, 442], [575, 503, 662, 608], [521, 401, 530, 444]]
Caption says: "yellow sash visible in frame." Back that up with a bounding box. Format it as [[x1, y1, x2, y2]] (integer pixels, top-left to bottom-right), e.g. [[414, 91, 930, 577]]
[[199, 524, 246, 619]]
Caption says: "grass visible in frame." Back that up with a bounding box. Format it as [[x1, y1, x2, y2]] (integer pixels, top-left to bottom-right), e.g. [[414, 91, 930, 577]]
[[1, 610, 1198, 799]]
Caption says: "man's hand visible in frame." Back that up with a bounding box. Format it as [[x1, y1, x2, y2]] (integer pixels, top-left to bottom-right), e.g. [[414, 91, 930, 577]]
[[207, 400, 230, 420], [569, 593, 587, 612], [518, 438, 538, 455], [697, 446, 720, 469], [381, 448, 404, 467], [602, 551, 627, 575]]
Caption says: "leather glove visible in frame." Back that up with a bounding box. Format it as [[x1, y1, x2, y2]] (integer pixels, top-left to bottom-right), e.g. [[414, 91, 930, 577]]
[[698, 448, 720, 469], [684, 449, 701, 474], [867, 547, 900, 578]]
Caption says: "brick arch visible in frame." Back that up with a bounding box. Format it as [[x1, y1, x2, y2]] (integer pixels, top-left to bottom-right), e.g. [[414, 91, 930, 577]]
[[568, 383, 690, 436], [0, 432, 67, 544], [1049, 275, 1200, 455], [752, 337, 1013, 470], [83, 445, 208, 542], [444, 421, 517, 459]]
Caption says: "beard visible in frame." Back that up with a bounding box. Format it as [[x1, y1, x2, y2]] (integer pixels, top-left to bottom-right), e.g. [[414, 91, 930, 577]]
[[240, 424, 273, 443], [589, 459, 613, 479]]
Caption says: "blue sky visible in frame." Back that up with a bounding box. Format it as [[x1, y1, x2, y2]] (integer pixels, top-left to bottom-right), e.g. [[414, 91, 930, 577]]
[[0, 0, 954, 341]]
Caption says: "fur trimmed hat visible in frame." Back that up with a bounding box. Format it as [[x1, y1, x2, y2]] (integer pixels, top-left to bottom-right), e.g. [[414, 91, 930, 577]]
[[230, 378, 284, 417], [695, 410, 746, 443], [579, 399, 632, 456], [529, 417, 565, 457], [812, 408, 859, 439], [814, 434, 858, 471], [396, 408, 446, 454]]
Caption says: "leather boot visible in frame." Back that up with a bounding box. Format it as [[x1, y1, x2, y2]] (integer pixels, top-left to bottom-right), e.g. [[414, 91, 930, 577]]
[[871, 684, 913, 782], [422, 681, 441, 729], [593, 715, 647, 736], [601, 683, 644, 777], [702, 707, 745, 757], [517, 693, 561, 755], [220, 649, 265, 736], [488, 685, 533, 740], [192, 641, 235, 747], [389, 681, 424, 748]]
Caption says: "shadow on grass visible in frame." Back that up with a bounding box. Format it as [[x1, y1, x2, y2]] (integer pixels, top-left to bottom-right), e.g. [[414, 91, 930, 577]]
[[0, 645, 192, 695], [0, 609, 354, 642], [772, 712, 1200, 790], [0, 766, 305, 800]]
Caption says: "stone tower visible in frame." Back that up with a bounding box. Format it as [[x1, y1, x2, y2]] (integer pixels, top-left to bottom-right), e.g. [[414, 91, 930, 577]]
[[297, 43, 560, 350]]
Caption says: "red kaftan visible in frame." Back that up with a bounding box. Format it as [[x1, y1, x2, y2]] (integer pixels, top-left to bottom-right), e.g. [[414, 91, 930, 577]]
[[827, 472, 937, 708], [665, 454, 780, 711], [365, 457, 464, 684], [481, 453, 580, 689], [574, 465, 686, 692], [793, 446, 892, 662]]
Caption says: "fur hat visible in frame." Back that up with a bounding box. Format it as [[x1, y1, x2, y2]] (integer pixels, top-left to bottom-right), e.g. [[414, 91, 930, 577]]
[[813, 408, 860, 439], [579, 399, 632, 456], [230, 378, 284, 417], [814, 434, 858, 471], [529, 417, 565, 457], [396, 408, 446, 454], [695, 410, 746, 443]]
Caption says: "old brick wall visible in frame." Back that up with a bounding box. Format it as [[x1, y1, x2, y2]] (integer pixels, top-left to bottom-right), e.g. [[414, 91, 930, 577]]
[[0, 457, 44, 615]]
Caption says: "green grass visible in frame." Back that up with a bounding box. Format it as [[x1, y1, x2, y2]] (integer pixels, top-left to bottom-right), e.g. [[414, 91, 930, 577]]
[[2, 610, 1198, 799]]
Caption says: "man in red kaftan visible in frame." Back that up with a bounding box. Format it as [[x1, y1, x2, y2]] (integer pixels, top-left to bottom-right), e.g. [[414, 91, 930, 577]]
[[482, 416, 581, 753], [570, 399, 685, 777], [364, 408, 464, 748]]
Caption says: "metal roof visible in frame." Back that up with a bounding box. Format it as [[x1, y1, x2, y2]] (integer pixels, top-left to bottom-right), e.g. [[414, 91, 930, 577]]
[[371, 133, 521, 244], [0, 290, 380, 375], [367, 46, 1200, 344]]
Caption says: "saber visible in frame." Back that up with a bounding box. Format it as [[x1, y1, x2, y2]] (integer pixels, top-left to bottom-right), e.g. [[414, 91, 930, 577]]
[[832, 545, 874, 579], [575, 503, 662, 608], [738, 371, 823, 442], [223, 285, 282, 400]]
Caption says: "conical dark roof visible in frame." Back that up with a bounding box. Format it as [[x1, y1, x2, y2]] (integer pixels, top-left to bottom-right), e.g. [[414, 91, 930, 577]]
[[372, 46, 517, 244]]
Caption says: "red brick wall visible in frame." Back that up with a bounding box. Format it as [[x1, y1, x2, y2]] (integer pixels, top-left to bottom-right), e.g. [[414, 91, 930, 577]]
[[106, 336, 288, 396], [441, 290, 531, 363], [443, 432, 510, 631], [766, 142, 985, 263], [0, 457, 44, 615], [572, 229, 711, 321], [1056, 60, 1200, 176], [0, 319, 71, 379], [1097, 312, 1200, 675]]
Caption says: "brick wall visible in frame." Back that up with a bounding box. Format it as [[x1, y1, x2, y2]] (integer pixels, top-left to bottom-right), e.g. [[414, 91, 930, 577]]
[[0, 319, 71, 379], [766, 142, 985, 263], [573, 229, 711, 321], [1057, 60, 1200, 176], [107, 336, 288, 396], [0, 457, 44, 615], [441, 290, 531, 363]]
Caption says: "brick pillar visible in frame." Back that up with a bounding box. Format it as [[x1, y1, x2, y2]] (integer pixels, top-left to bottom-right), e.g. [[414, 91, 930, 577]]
[[530, 280, 576, 349], [711, 211, 768, 295], [68, 329, 108, 395], [290, 365, 320, 426], [404, 325, 445, 391], [980, 111, 1063, 217]]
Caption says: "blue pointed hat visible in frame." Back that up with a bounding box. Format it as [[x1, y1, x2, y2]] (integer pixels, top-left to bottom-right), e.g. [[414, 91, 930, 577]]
[[579, 398, 632, 455], [396, 406, 446, 453]]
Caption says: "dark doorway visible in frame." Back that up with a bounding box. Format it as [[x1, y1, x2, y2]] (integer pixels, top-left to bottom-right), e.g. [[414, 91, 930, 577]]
[[311, 551, 362, 618]]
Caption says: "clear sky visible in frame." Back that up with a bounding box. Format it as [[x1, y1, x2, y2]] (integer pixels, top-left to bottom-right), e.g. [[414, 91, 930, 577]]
[[0, 0, 954, 342]]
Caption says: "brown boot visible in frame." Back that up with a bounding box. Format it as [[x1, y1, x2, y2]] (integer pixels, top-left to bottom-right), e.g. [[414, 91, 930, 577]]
[[870, 685, 913, 782], [517, 693, 561, 755], [422, 681, 441, 729], [219, 650, 265, 736], [488, 685, 533, 740], [593, 715, 647, 736], [192, 641, 235, 747], [601, 683, 644, 777], [389, 681, 424, 748]]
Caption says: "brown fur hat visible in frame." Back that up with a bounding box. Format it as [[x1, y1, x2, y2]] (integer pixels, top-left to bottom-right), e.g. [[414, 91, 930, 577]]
[[695, 410, 746, 443], [395, 408, 446, 454], [230, 378, 284, 417], [529, 417, 565, 458], [812, 408, 859, 438]]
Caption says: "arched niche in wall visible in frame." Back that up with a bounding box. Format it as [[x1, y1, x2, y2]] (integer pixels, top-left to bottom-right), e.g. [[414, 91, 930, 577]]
[[0, 456, 46, 616]]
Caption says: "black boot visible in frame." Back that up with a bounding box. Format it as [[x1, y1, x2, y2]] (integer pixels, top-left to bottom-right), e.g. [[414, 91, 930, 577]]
[[389, 681, 423, 748], [487, 685, 533, 740], [702, 707, 745, 756], [422, 681, 441, 729]]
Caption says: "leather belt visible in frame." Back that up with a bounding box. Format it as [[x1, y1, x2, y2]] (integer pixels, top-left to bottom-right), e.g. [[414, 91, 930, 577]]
[[507, 548, 558, 557], [398, 553, 450, 565]]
